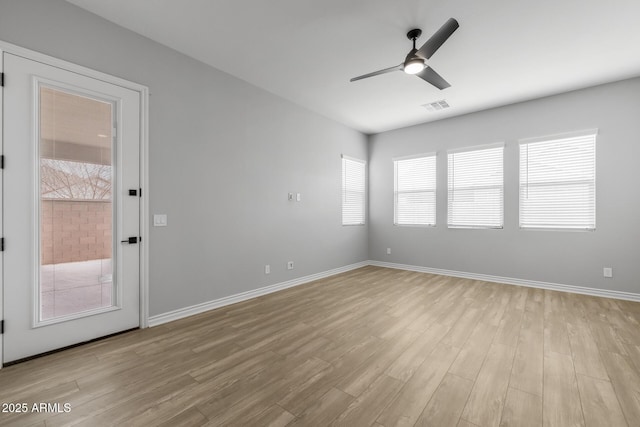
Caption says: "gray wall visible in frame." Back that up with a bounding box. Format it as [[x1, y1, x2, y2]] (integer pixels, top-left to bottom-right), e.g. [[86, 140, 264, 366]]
[[0, 0, 368, 316], [2, 0, 637, 317], [369, 78, 640, 293]]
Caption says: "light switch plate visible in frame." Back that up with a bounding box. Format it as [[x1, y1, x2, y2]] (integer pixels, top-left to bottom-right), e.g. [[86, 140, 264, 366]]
[[153, 214, 167, 227]]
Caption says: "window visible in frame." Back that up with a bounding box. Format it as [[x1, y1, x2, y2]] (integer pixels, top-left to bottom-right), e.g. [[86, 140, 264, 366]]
[[394, 154, 436, 226], [448, 144, 504, 228], [342, 155, 366, 225], [519, 130, 596, 230]]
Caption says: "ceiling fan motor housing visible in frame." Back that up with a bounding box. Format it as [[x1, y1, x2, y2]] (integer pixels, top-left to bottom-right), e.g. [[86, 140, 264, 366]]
[[404, 28, 426, 73], [406, 28, 423, 41], [349, 18, 459, 89]]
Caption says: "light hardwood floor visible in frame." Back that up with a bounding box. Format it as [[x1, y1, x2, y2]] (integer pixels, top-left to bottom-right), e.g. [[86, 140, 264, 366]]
[[1, 266, 639, 426]]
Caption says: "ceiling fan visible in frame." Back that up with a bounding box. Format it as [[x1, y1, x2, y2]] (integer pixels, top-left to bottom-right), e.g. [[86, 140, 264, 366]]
[[350, 18, 459, 90]]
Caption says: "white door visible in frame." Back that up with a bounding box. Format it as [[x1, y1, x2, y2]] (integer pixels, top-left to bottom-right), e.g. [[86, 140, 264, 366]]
[[2, 52, 141, 363]]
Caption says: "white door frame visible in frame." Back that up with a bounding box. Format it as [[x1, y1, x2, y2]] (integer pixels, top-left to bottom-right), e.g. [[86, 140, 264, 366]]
[[0, 40, 150, 368]]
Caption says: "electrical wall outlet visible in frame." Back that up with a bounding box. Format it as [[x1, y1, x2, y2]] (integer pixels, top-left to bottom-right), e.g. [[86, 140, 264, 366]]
[[265, 265, 270, 274], [287, 261, 294, 270], [387, 248, 391, 255], [296, 193, 301, 202], [153, 214, 167, 227], [603, 267, 613, 278]]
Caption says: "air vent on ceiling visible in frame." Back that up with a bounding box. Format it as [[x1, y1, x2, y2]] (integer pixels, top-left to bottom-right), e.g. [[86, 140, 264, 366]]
[[422, 99, 450, 112]]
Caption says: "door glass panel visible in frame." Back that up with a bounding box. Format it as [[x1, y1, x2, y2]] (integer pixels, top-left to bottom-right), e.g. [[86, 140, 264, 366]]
[[39, 86, 114, 321]]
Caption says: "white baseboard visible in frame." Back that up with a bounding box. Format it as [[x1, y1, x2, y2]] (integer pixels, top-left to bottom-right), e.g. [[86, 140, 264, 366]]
[[148, 261, 369, 327], [148, 259, 639, 327], [368, 260, 640, 302]]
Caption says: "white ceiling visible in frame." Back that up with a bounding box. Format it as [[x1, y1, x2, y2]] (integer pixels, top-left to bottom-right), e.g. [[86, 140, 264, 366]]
[[67, 0, 640, 134]]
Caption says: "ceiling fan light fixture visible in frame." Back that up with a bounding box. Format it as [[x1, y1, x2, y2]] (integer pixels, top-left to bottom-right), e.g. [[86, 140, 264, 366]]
[[404, 58, 425, 74], [349, 18, 458, 89]]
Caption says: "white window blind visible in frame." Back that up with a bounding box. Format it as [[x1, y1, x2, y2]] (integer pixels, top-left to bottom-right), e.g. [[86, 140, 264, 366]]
[[519, 130, 596, 230], [342, 156, 366, 225], [448, 144, 504, 228], [394, 154, 436, 226]]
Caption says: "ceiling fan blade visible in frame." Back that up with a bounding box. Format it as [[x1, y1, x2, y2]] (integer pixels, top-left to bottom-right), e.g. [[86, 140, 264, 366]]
[[416, 18, 459, 60], [350, 64, 403, 82], [416, 66, 451, 90]]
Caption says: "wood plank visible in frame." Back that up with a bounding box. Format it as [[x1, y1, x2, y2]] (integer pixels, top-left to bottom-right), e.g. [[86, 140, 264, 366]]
[[415, 373, 473, 427], [0, 267, 638, 426], [576, 374, 627, 427], [197, 356, 328, 421], [623, 343, 640, 376], [566, 317, 609, 380], [50, 375, 199, 427], [482, 290, 511, 327], [544, 290, 564, 314], [606, 310, 640, 346], [544, 312, 572, 356], [441, 307, 483, 348], [494, 308, 524, 348], [614, 299, 640, 314], [190, 349, 282, 384], [599, 350, 640, 423], [512, 285, 529, 311], [331, 374, 403, 427], [385, 323, 451, 382], [1, 420, 47, 427], [462, 344, 515, 426], [588, 318, 629, 356], [287, 387, 353, 426], [521, 308, 544, 336], [461, 343, 516, 427], [45, 367, 200, 426], [337, 329, 420, 397], [510, 329, 543, 396], [543, 352, 584, 427], [240, 404, 296, 427], [201, 357, 328, 426], [278, 335, 383, 415], [449, 322, 498, 381], [499, 387, 542, 427], [314, 332, 383, 364], [524, 288, 544, 314], [377, 344, 461, 427], [156, 406, 208, 427]]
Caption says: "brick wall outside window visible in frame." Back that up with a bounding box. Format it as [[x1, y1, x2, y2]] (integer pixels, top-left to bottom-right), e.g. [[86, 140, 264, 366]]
[[41, 199, 112, 264]]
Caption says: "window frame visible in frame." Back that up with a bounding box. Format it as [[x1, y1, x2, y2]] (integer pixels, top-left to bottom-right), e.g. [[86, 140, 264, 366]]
[[341, 154, 366, 226], [518, 129, 597, 231], [393, 153, 437, 227], [447, 142, 504, 229]]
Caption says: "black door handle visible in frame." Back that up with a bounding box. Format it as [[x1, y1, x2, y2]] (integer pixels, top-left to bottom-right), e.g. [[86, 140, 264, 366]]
[[121, 236, 138, 244]]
